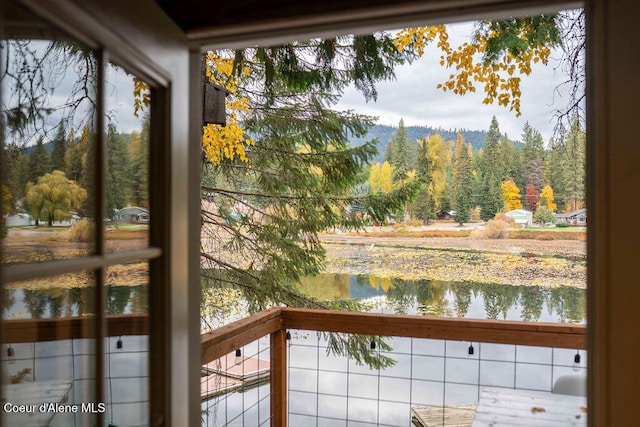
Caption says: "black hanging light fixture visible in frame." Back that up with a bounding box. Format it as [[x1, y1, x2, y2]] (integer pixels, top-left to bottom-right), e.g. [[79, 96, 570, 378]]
[[235, 348, 242, 365], [116, 336, 123, 350], [573, 350, 581, 371], [468, 343, 475, 355], [7, 345, 14, 358]]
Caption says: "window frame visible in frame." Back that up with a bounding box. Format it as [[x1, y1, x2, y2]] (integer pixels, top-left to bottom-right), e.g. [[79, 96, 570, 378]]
[[0, 2, 174, 425], [10, 1, 638, 426]]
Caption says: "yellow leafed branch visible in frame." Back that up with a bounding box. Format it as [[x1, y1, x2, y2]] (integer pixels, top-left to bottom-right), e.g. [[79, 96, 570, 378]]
[[132, 52, 254, 165], [394, 25, 553, 116], [202, 52, 254, 164]]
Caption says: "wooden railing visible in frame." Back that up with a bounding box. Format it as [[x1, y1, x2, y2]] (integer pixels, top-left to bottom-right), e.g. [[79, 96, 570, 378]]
[[201, 307, 586, 426], [4, 308, 587, 426], [3, 314, 149, 343]]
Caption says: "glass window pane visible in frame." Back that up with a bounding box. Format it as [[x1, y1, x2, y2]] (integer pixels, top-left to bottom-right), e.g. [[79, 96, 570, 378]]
[[104, 261, 149, 426], [2, 271, 97, 426], [3, 273, 95, 319], [104, 65, 150, 252], [1, 3, 97, 264]]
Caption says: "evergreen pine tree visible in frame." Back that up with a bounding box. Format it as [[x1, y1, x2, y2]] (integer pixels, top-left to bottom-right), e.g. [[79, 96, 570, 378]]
[[521, 121, 546, 191], [27, 137, 50, 183], [479, 117, 503, 220], [453, 138, 473, 225], [412, 138, 434, 223], [387, 119, 416, 180], [79, 125, 95, 218], [202, 37, 418, 318], [64, 129, 83, 183], [547, 117, 585, 212], [563, 117, 586, 212], [129, 118, 150, 208], [106, 122, 132, 217], [2, 143, 29, 209], [481, 174, 503, 220], [50, 123, 67, 172], [383, 134, 396, 165], [497, 135, 523, 189], [547, 137, 568, 210]]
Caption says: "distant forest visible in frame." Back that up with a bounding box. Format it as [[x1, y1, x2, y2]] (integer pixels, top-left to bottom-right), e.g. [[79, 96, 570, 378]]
[[349, 123, 520, 163], [2, 118, 149, 222], [364, 117, 586, 223]]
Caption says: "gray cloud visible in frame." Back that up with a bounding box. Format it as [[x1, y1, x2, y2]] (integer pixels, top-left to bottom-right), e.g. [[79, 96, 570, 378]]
[[334, 21, 571, 145]]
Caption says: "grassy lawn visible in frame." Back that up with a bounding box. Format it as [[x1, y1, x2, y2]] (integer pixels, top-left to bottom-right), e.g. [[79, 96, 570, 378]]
[[110, 223, 149, 231], [523, 226, 586, 232]]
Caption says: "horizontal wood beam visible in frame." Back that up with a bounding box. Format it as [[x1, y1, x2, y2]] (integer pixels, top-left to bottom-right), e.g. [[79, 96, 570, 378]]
[[3, 314, 149, 343], [201, 307, 283, 364], [281, 308, 586, 350], [3, 307, 586, 357]]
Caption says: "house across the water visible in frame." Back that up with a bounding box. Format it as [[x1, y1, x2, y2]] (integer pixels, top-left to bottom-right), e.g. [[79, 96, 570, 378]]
[[504, 209, 533, 227], [555, 208, 587, 226], [113, 206, 150, 223]]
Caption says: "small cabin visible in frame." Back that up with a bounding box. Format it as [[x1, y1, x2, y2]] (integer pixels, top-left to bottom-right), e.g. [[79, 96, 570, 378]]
[[113, 206, 150, 223], [555, 208, 587, 226]]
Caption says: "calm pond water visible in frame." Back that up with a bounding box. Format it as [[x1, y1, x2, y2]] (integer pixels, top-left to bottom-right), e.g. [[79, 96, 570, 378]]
[[3, 273, 586, 323], [1, 285, 147, 319], [297, 273, 586, 323]]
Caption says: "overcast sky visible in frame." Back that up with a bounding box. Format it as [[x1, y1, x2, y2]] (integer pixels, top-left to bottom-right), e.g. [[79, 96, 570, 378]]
[[334, 21, 571, 144], [14, 20, 571, 146]]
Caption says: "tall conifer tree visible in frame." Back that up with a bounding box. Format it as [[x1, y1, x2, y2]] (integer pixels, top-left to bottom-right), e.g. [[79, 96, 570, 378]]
[[521, 121, 546, 191], [202, 36, 419, 323], [27, 137, 50, 183], [106, 122, 132, 216], [453, 137, 473, 225], [479, 117, 503, 220], [386, 119, 416, 181], [50, 124, 67, 172]]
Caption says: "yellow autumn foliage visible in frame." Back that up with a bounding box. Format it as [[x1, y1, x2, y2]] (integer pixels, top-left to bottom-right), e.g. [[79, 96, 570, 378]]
[[394, 25, 553, 116], [501, 179, 523, 211], [202, 52, 254, 164], [539, 185, 558, 212], [369, 161, 395, 194], [133, 52, 254, 165]]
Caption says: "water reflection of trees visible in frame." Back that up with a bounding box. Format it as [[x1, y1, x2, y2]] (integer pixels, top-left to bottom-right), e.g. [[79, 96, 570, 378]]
[[482, 284, 520, 320], [546, 286, 586, 323], [415, 280, 451, 317], [15, 286, 145, 318], [449, 282, 474, 317], [310, 274, 586, 322], [297, 274, 351, 301], [520, 286, 545, 321], [106, 286, 132, 315], [23, 289, 47, 318]]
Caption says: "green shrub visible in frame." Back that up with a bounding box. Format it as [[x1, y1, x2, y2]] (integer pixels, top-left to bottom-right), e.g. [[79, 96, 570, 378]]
[[556, 222, 570, 228], [534, 206, 556, 225]]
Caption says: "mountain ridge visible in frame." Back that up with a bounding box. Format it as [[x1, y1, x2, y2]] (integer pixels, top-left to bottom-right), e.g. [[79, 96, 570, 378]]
[[350, 124, 521, 163]]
